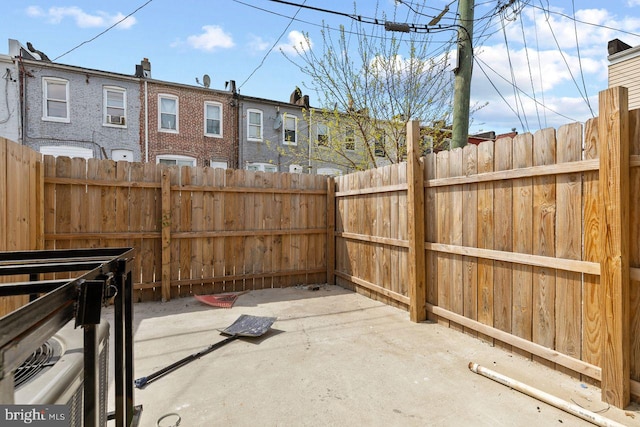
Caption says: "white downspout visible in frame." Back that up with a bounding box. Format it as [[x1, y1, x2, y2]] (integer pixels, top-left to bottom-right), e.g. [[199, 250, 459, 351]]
[[144, 80, 149, 162]]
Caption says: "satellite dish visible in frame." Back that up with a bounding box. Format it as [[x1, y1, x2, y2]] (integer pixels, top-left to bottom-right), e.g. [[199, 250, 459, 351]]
[[203, 74, 211, 88], [273, 113, 282, 130]]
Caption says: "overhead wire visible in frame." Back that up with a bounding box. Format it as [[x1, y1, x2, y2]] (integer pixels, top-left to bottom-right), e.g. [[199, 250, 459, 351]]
[[537, 0, 593, 118], [238, 0, 307, 90], [529, 2, 640, 40], [518, 7, 542, 130], [571, 0, 595, 117], [474, 57, 526, 131], [53, 0, 154, 61], [475, 55, 579, 123], [500, 12, 529, 132], [532, 6, 548, 128]]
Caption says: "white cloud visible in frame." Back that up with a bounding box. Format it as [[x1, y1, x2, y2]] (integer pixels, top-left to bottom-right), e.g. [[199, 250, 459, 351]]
[[186, 25, 234, 52], [26, 6, 44, 17], [466, 1, 640, 134], [628, 0, 640, 6], [277, 31, 312, 55], [248, 34, 270, 53], [26, 6, 136, 29]]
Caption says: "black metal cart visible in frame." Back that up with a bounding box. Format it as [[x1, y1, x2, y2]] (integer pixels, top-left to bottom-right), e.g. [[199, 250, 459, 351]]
[[0, 248, 140, 427]]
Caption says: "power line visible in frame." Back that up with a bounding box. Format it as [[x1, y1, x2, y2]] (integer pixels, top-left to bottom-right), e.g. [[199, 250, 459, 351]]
[[474, 57, 526, 131], [500, 13, 529, 132], [53, 0, 154, 61], [532, 6, 548, 128], [571, 0, 595, 117], [537, 0, 593, 118], [474, 55, 580, 123], [518, 7, 542, 130], [239, 0, 307, 90], [530, 2, 640, 40]]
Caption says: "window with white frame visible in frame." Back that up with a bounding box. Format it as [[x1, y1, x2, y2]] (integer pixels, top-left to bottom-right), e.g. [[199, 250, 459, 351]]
[[159, 94, 178, 132], [283, 114, 297, 145], [104, 86, 126, 126], [156, 155, 195, 167], [247, 109, 263, 141], [247, 162, 277, 173], [344, 127, 355, 151], [205, 102, 222, 137], [40, 145, 92, 159], [317, 123, 329, 147], [209, 160, 227, 169], [43, 77, 69, 122]]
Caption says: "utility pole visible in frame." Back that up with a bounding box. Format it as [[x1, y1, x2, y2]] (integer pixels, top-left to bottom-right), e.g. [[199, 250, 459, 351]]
[[451, 0, 474, 149]]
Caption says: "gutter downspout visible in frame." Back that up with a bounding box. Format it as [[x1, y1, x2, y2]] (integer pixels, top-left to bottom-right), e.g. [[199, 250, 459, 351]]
[[308, 110, 312, 174], [144, 80, 149, 162]]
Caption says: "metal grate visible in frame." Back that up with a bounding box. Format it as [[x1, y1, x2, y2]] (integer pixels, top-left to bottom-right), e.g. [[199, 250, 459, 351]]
[[14, 340, 60, 389]]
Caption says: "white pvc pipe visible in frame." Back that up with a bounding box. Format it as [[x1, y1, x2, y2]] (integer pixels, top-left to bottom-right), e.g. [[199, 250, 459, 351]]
[[468, 362, 625, 427]]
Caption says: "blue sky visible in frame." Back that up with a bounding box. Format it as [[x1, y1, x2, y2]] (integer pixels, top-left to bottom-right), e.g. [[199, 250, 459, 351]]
[[3, 0, 640, 135]]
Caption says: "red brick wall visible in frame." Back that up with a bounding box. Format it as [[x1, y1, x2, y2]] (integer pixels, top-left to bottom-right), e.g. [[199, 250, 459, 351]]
[[139, 81, 238, 167]]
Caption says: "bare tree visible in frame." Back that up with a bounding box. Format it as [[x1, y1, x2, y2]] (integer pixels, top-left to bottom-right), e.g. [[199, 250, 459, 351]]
[[283, 2, 456, 171]]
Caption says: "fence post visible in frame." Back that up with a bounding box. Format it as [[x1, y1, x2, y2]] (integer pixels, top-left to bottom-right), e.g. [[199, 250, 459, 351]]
[[326, 176, 335, 286], [407, 120, 427, 322], [598, 87, 630, 407], [161, 168, 171, 302]]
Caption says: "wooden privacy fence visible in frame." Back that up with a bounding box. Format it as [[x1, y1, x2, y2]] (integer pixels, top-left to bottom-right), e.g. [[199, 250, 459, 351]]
[[0, 139, 43, 314], [330, 88, 639, 407], [1, 87, 638, 409], [41, 157, 327, 302]]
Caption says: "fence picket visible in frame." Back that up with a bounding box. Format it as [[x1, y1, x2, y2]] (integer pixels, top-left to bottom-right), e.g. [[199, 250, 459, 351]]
[[555, 123, 583, 377], [583, 118, 601, 373], [532, 128, 557, 369], [512, 133, 533, 358], [477, 141, 495, 344], [462, 144, 478, 336]]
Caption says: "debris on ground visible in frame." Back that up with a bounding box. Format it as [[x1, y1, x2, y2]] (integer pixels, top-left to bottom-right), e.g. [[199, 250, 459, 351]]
[[194, 291, 249, 308]]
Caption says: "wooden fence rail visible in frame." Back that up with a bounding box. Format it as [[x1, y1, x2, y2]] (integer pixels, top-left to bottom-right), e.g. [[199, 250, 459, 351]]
[[329, 88, 639, 407], [1, 87, 638, 408], [41, 158, 328, 302]]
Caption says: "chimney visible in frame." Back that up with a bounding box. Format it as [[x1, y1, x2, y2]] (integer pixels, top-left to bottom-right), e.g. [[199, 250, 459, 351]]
[[227, 80, 237, 94], [608, 39, 632, 56], [135, 58, 152, 78]]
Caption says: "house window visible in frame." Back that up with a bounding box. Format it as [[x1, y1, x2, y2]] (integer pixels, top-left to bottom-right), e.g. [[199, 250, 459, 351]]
[[40, 145, 92, 159], [422, 135, 434, 155], [317, 167, 342, 176], [205, 102, 222, 137], [345, 127, 355, 151], [374, 132, 386, 157], [43, 77, 69, 122], [247, 109, 263, 141], [317, 123, 329, 147], [159, 94, 178, 132], [209, 160, 227, 169], [156, 155, 195, 167], [283, 114, 297, 145], [104, 86, 126, 126], [247, 162, 277, 173]]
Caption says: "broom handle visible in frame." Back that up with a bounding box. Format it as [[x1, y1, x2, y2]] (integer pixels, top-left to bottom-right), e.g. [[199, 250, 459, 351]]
[[134, 335, 239, 388]]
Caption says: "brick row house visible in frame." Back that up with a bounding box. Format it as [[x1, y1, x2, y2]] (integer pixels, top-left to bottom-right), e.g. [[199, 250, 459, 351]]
[[2, 38, 457, 175], [138, 59, 238, 168]]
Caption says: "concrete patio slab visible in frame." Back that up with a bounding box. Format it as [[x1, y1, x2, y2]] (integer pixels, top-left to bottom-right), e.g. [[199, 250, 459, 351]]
[[106, 285, 640, 426]]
